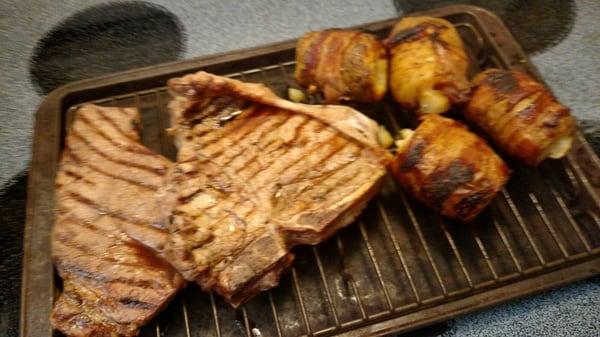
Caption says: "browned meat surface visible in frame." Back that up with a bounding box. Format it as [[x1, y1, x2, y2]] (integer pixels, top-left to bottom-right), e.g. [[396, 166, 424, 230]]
[[391, 115, 510, 222], [465, 69, 576, 166], [167, 72, 391, 306], [51, 105, 184, 337], [295, 29, 388, 103]]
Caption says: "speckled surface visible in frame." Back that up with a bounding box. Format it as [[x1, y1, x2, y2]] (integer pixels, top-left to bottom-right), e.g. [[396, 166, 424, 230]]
[[0, 1, 598, 336]]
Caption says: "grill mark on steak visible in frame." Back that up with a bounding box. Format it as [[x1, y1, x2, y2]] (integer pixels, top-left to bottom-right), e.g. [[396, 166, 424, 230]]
[[54, 229, 103, 254], [57, 192, 162, 239], [184, 120, 348, 220], [177, 115, 314, 207], [64, 150, 160, 190], [54, 233, 154, 271], [54, 217, 104, 240], [248, 125, 340, 187], [203, 115, 295, 167], [191, 105, 262, 146], [306, 145, 362, 184], [191, 96, 238, 123], [119, 298, 156, 310], [271, 137, 353, 190], [196, 108, 282, 159], [64, 190, 167, 232], [183, 96, 218, 120], [276, 143, 361, 195], [63, 194, 168, 243], [273, 147, 364, 216], [61, 169, 95, 186], [215, 114, 310, 170], [93, 107, 140, 141], [78, 112, 158, 156], [229, 122, 343, 197], [55, 212, 110, 235], [190, 110, 250, 146], [57, 249, 152, 274], [68, 130, 166, 176], [56, 261, 166, 289], [322, 162, 373, 199]]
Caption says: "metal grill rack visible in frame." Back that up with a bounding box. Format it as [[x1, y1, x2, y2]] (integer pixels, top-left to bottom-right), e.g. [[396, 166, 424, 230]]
[[25, 6, 599, 337]]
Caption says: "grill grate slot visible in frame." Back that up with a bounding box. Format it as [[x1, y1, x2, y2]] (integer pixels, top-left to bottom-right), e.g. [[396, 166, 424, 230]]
[[60, 18, 600, 337]]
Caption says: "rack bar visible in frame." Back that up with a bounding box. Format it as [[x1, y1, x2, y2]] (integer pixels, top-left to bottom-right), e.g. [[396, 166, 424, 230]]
[[559, 161, 581, 196], [155, 323, 160, 337], [336, 236, 368, 320], [241, 306, 252, 337], [566, 155, 600, 208], [278, 61, 297, 86], [492, 219, 523, 273], [209, 292, 222, 337], [590, 211, 600, 231], [182, 297, 192, 337], [258, 67, 271, 85], [453, 22, 484, 59], [501, 190, 546, 266], [357, 221, 394, 311], [470, 228, 499, 280], [549, 187, 593, 252], [439, 221, 474, 288], [398, 192, 448, 295], [376, 200, 421, 303], [238, 71, 249, 81], [134, 92, 141, 110], [383, 102, 402, 132], [311, 246, 341, 327], [268, 292, 284, 337], [529, 193, 570, 258], [154, 90, 174, 157], [488, 54, 509, 69], [291, 267, 312, 335], [420, 295, 446, 305]]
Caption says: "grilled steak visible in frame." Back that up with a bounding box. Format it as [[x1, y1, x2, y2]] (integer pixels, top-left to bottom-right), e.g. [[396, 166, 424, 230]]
[[167, 72, 391, 306], [51, 105, 184, 337]]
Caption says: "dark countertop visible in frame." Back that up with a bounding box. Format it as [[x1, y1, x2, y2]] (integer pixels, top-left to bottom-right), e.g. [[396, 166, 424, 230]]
[[1, 1, 598, 336]]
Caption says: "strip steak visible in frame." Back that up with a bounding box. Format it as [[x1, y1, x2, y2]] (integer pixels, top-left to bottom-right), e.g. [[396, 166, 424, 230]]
[[51, 105, 184, 337]]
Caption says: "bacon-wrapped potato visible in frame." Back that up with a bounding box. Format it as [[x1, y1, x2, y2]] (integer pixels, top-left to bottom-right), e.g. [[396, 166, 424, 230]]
[[295, 29, 388, 103], [465, 69, 576, 166], [391, 115, 510, 222], [385, 16, 470, 114]]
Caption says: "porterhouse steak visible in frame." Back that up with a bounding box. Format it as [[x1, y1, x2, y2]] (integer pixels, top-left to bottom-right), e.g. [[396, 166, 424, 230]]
[[51, 105, 184, 336], [166, 72, 391, 306]]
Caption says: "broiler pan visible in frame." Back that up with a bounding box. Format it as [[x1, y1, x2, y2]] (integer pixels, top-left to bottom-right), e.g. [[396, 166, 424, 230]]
[[22, 5, 600, 337]]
